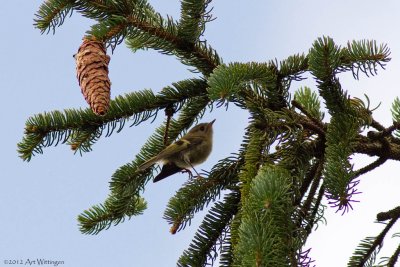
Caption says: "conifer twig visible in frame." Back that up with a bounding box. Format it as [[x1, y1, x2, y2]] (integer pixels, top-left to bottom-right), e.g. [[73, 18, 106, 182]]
[[356, 218, 399, 267], [305, 184, 325, 235], [291, 100, 325, 130], [164, 105, 175, 145]]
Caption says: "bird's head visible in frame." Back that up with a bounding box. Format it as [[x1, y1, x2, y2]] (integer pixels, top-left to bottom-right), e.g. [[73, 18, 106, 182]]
[[188, 119, 216, 137]]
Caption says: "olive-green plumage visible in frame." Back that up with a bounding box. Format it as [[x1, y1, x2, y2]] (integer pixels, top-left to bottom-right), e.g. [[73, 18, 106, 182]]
[[139, 119, 215, 182]]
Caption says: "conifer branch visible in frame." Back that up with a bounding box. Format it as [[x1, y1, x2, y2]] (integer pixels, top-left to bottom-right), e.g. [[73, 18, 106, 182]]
[[219, 230, 233, 267], [17, 79, 207, 161], [178, 0, 213, 43], [78, 194, 147, 235], [124, 14, 220, 74], [237, 126, 267, 207], [164, 156, 242, 234], [341, 40, 391, 79], [207, 62, 277, 101], [35, 0, 221, 74], [177, 191, 240, 267], [234, 166, 296, 266], [310, 47, 366, 213], [294, 160, 324, 207], [34, 0, 74, 33], [291, 97, 324, 129], [367, 122, 400, 139], [68, 127, 101, 153], [278, 53, 308, 81], [348, 217, 399, 267], [305, 184, 325, 236], [297, 163, 323, 219], [77, 96, 210, 234]]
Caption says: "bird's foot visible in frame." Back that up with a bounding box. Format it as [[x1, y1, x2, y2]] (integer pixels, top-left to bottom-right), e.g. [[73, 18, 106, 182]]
[[181, 168, 193, 179]]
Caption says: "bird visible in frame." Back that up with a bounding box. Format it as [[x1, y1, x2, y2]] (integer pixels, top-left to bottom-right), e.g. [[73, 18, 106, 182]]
[[138, 119, 216, 182]]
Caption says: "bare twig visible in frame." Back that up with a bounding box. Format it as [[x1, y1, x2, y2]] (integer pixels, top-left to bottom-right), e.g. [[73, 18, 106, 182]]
[[388, 243, 400, 267], [352, 157, 387, 180], [377, 206, 400, 222]]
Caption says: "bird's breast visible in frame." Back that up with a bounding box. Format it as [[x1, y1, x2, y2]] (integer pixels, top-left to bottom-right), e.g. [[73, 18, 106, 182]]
[[185, 140, 212, 165]]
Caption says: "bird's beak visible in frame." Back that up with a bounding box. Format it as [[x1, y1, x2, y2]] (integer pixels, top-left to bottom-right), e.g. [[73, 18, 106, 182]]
[[207, 119, 216, 131]]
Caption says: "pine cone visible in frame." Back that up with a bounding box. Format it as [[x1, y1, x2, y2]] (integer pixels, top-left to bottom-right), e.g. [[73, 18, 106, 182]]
[[75, 38, 111, 115]]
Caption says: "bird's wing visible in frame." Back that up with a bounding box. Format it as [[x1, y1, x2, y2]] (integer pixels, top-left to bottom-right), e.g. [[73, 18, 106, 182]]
[[155, 136, 204, 160], [138, 137, 203, 171]]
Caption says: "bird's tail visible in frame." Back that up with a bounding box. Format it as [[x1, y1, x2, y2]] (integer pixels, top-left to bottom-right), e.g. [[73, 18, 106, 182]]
[[153, 163, 182, 182], [138, 156, 158, 171]]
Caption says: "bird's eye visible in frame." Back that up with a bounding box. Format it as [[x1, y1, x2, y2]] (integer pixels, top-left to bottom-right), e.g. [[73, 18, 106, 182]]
[[200, 126, 205, 131]]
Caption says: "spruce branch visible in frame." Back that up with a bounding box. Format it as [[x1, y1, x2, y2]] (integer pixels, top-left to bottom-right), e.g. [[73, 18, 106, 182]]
[[164, 156, 242, 234], [319, 80, 366, 212], [219, 230, 233, 267], [124, 14, 220, 75], [17, 79, 207, 161], [291, 94, 324, 127], [68, 127, 101, 153], [297, 163, 323, 219], [34, 0, 74, 34], [207, 62, 277, 101], [237, 126, 268, 207], [177, 191, 240, 267], [163, 104, 175, 146], [297, 248, 315, 267], [234, 165, 296, 267], [78, 194, 147, 235], [228, 123, 271, 254], [34, 0, 153, 34], [305, 184, 325, 236], [390, 97, 400, 139], [348, 217, 399, 267], [35, 0, 220, 73], [354, 135, 400, 160], [293, 160, 323, 207], [178, 0, 214, 43], [278, 53, 308, 81], [77, 96, 210, 234], [341, 39, 391, 79]]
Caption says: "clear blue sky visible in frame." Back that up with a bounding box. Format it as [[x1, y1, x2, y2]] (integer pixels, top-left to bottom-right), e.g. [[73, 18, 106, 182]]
[[1, 1, 400, 266]]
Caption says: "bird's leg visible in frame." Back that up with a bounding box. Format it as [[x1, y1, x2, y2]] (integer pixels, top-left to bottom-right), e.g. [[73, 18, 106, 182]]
[[183, 157, 202, 179], [187, 162, 202, 178]]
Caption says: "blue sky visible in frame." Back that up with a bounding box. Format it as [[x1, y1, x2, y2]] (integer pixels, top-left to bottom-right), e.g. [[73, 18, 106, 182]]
[[1, 1, 400, 266]]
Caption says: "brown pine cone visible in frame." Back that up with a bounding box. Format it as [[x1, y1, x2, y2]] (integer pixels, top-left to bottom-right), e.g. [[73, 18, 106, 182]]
[[75, 38, 111, 116]]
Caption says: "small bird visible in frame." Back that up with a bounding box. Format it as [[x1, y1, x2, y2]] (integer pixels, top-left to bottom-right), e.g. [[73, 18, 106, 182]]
[[139, 119, 216, 182]]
